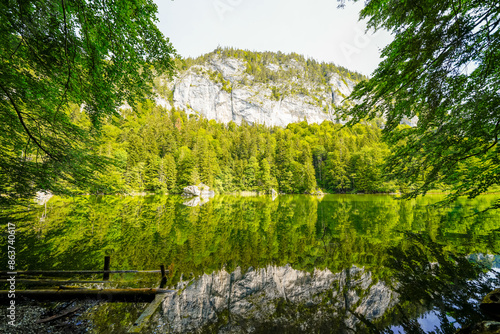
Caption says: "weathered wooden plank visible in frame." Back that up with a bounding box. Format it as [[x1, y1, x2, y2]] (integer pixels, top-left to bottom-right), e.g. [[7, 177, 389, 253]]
[[0, 288, 174, 304], [36, 305, 81, 324], [128, 264, 171, 332], [1, 279, 118, 285], [127, 294, 167, 333], [0, 270, 162, 276]]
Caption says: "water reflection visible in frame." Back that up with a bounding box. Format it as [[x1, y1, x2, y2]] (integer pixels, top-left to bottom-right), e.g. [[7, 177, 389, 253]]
[[151, 234, 500, 333], [182, 196, 210, 207], [2, 194, 500, 333], [156, 265, 397, 333]]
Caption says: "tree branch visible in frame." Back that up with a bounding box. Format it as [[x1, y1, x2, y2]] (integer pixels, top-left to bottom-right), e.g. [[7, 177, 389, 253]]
[[8, 38, 23, 59], [52, 0, 73, 125], [0, 82, 58, 161]]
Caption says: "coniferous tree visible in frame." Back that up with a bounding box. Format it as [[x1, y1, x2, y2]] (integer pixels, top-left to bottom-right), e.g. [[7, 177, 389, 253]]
[[161, 154, 177, 192], [303, 160, 317, 193], [177, 146, 196, 190], [244, 156, 260, 190], [259, 158, 272, 192], [144, 155, 161, 191]]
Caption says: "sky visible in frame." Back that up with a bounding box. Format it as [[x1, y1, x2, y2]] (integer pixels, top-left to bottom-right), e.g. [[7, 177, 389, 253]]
[[154, 0, 393, 76]]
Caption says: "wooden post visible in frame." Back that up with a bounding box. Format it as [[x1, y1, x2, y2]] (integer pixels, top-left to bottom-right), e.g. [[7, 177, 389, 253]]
[[103, 256, 111, 281], [159, 265, 167, 288]]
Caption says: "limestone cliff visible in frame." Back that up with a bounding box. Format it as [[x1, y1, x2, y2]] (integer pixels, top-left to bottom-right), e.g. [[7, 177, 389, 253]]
[[154, 49, 361, 127]]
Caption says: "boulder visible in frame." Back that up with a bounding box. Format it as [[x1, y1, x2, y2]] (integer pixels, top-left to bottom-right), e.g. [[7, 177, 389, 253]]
[[182, 184, 215, 198], [198, 183, 209, 191], [310, 189, 325, 196], [198, 183, 215, 198], [35, 190, 53, 206], [481, 289, 500, 321], [182, 186, 201, 197]]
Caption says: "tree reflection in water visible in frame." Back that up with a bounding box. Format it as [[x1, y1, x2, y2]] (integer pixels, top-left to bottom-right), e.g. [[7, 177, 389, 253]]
[[381, 233, 500, 334], [2, 194, 500, 333]]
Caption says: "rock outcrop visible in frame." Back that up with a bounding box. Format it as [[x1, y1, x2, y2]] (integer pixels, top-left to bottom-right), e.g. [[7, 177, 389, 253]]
[[182, 185, 201, 197], [154, 51, 359, 127], [182, 183, 215, 199], [150, 50, 420, 128]]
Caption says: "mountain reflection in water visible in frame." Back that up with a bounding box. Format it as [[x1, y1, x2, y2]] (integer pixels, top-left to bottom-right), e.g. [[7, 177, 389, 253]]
[[154, 236, 499, 333], [157, 264, 396, 333], [3, 194, 500, 333]]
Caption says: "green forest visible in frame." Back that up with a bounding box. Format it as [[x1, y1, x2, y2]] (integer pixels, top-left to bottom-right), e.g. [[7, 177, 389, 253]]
[[2, 0, 498, 205], [1, 0, 500, 332], [84, 101, 397, 195]]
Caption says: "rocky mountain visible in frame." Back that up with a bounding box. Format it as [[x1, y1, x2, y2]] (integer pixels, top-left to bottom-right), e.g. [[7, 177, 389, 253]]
[[153, 48, 365, 127], [150, 265, 399, 333]]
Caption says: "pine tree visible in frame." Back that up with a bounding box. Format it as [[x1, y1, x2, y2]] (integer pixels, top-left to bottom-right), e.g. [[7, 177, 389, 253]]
[[244, 156, 259, 190], [162, 154, 177, 192], [303, 160, 317, 193], [259, 158, 272, 192], [144, 155, 161, 191], [177, 146, 196, 190]]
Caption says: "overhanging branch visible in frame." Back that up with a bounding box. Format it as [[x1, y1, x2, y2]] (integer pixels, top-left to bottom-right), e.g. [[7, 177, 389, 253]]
[[0, 82, 58, 161]]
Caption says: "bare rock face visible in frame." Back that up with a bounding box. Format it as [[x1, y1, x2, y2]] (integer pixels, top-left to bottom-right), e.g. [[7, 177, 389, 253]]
[[158, 53, 358, 127], [154, 51, 419, 128], [153, 265, 398, 333]]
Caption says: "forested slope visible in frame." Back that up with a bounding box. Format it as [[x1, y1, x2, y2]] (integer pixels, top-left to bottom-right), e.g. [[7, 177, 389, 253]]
[[87, 102, 396, 194]]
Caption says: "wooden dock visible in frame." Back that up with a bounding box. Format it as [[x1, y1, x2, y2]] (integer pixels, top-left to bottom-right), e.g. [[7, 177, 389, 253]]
[[0, 256, 173, 331]]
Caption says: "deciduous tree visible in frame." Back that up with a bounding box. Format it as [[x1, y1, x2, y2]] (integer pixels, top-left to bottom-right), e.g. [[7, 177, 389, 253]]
[[342, 0, 500, 208], [0, 0, 176, 203]]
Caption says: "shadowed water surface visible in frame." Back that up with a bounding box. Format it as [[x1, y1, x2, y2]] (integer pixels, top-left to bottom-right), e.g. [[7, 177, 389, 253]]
[[2, 194, 500, 333]]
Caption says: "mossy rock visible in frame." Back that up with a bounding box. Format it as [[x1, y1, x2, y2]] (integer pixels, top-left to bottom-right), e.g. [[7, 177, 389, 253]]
[[456, 321, 500, 334], [481, 289, 500, 321]]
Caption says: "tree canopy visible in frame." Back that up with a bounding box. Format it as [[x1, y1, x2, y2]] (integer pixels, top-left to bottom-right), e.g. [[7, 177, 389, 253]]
[[71, 103, 396, 195], [0, 0, 176, 204], [342, 0, 500, 208]]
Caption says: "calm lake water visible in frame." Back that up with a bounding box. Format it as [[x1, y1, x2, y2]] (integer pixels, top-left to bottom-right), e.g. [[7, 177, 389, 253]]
[[2, 194, 500, 333]]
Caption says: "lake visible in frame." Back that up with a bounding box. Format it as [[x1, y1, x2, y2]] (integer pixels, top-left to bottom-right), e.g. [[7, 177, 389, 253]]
[[2, 194, 500, 333]]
